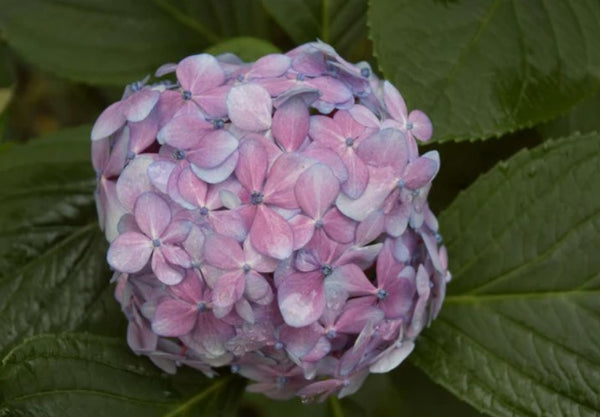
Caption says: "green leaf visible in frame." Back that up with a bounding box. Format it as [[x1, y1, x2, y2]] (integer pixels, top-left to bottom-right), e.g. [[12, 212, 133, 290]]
[[206, 37, 280, 62], [0, 333, 246, 417], [0, 45, 15, 116], [538, 89, 600, 139], [0, 125, 112, 355], [368, 0, 600, 142], [0, 0, 202, 85], [261, 0, 370, 61], [412, 132, 600, 416]]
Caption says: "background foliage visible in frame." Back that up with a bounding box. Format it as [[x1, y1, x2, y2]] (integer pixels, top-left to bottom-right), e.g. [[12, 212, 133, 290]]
[[0, 1, 598, 416]]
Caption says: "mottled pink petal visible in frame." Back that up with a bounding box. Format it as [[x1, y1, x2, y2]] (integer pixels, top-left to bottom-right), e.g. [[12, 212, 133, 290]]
[[385, 204, 410, 237], [340, 150, 369, 199], [243, 239, 278, 273], [186, 129, 238, 169], [357, 128, 408, 172], [147, 161, 175, 194], [370, 340, 414, 373], [272, 97, 309, 152], [161, 245, 191, 268], [127, 313, 158, 353], [322, 208, 356, 244], [227, 84, 272, 131], [244, 270, 272, 303], [295, 164, 339, 219], [177, 166, 208, 207], [152, 250, 184, 285], [334, 110, 366, 139], [326, 264, 375, 296], [247, 54, 291, 79], [278, 271, 325, 327], [308, 115, 344, 150], [91, 101, 125, 141], [336, 166, 396, 221], [155, 62, 177, 77], [379, 276, 416, 319], [348, 104, 380, 129], [403, 150, 440, 189], [212, 270, 245, 308], [194, 85, 230, 118], [250, 205, 294, 260], [408, 109, 433, 141], [190, 150, 239, 184], [291, 50, 327, 75], [98, 179, 128, 242], [263, 153, 308, 208], [152, 299, 197, 336], [289, 214, 315, 250], [335, 302, 384, 334], [107, 232, 152, 273], [383, 80, 407, 122], [205, 234, 244, 269], [123, 90, 160, 122], [102, 127, 129, 177], [235, 298, 255, 323], [209, 210, 248, 242], [336, 243, 382, 270], [134, 192, 172, 238], [157, 114, 213, 149], [303, 144, 348, 183], [116, 155, 156, 211], [236, 139, 268, 192], [177, 54, 225, 93], [355, 210, 384, 246], [306, 76, 353, 104]]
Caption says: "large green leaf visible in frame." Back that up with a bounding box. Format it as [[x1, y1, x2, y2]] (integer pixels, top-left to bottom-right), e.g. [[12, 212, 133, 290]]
[[539, 89, 600, 139], [0, 333, 245, 416], [206, 37, 280, 62], [0, 0, 201, 85], [261, 0, 370, 62], [0, 126, 113, 355], [412, 132, 600, 416], [368, 0, 600, 142]]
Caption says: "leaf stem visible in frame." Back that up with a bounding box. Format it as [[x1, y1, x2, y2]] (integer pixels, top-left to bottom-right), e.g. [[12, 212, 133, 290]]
[[328, 396, 344, 417], [151, 0, 221, 44], [162, 376, 229, 417]]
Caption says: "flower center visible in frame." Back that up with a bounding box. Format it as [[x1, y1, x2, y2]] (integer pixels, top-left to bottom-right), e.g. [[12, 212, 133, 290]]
[[320, 264, 333, 276], [126, 150, 135, 161], [213, 119, 225, 129], [152, 239, 161, 248], [361, 67, 371, 78], [250, 191, 264, 205], [397, 179, 406, 189], [326, 329, 337, 339], [345, 137, 355, 147], [181, 90, 192, 100], [173, 149, 186, 160], [377, 289, 388, 300], [296, 73, 306, 81], [315, 219, 324, 229], [197, 302, 207, 312], [242, 264, 251, 273], [406, 122, 414, 130], [199, 207, 209, 216]]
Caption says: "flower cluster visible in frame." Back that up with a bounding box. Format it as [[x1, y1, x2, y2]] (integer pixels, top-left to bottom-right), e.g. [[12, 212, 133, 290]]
[[91, 41, 450, 401]]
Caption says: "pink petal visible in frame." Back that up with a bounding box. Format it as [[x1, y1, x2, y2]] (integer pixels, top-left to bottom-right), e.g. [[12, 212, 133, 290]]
[[322, 208, 356, 244], [155, 62, 177, 77], [157, 114, 213, 149], [243, 239, 278, 273], [336, 243, 382, 270], [127, 313, 158, 353], [177, 54, 225, 93], [98, 178, 128, 243], [370, 340, 414, 373], [295, 163, 340, 219], [272, 97, 309, 152], [102, 127, 129, 178], [204, 234, 245, 269], [246, 54, 291, 79], [235, 298, 255, 323], [306, 76, 353, 104], [250, 205, 294, 260], [308, 115, 344, 150], [166, 164, 196, 210], [348, 104, 380, 129], [116, 155, 156, 211], [335, 302, 384, 334], [244, 270, 272, 303], [302, 143, 348, 183], [107, 232, 152, 273], [177, 166, 208, 207], [147, 161, 175, 194], [355, 210, 384, 246], [325, 264, 376, 296], [336, 166, 397, 221], [209, 210, 248, 242], [278, 271, 325, 327], [123, 90, 160, 122], [357, 128, 408, 172], [212, 270, 245, 308], [134, 192, 172, 238], [152, 299, 197, 336], [403, 150, 440, 189], [227, 84, 272, 131], [91, 101, 125, 141], [383, 80, 407, 122], [190, 150, 239, 184], [152, 250, 184, 285], [235, 139, 268, 192], [385, 204, 410, 237], [186, 129, 239, 169], [161, 245, 191, 268], [291, 50, 327, 76], [340, 150, 369, 199], [334, 110, 366, 139], [379, 276, 416, 319], [408, 110, 433, 141], [263, 152, 309, 208], [194, 85, 230, 118], [289, 214, 315, 250]]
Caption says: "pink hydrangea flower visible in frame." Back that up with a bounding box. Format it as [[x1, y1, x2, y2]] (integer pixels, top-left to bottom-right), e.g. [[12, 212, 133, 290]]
[[92, 41, 450, 401]]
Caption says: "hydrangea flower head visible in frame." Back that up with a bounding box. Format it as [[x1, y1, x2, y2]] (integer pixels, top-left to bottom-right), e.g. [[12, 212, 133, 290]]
[[92, 41, 450, 401]]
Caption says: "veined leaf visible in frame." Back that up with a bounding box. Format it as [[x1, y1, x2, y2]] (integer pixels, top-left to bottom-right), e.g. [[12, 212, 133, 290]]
[[0, 126, 112, 355], [539, 89, 600, 139], [206, 37, 280, 62], [369, 0, 600, 142], [0, 333, 245, 417], [413, 132, 600, 416]]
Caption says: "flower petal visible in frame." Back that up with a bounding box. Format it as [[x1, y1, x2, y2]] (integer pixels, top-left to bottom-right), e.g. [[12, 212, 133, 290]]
[[383, 80, 407, 122], [308, 115, 343, 150], [107, 232, 152, 273], [263, 152, 309, 208], [246, 54, 291, 79], [289, 214, 315, 250], [295, 163, 340, 219], [227, 84, 272, 131], [408, 109, 433, 141], [134, 192, 172, 238], [325, 264, 376, 296], [278, 271, 325, 327], [91, 101, 125, 141], [147, 160, 175, 194], [161, 245, 191, 268], [152, 299, 197, 337], [235, 139, 268, 192], [123, 89, 160, 122], [190, 150, 239, 184], [403, 151, 440, 189], [370, 340, 414, 373], [116, 155, 156, 211], [250, 205, 294, 260], [356, 128, 408, 172], [322, 208, 356, 244], [212, 270, 246, 308], [177, 54, 225, 93], [177, 166, 208, 207], [205, 233, 245, 269], [340, 150, 369, 199], [272, 97, 310, 152], [152, 250, 185, 285], [186, 129, 239, 169], [157, 114, 213, 149]]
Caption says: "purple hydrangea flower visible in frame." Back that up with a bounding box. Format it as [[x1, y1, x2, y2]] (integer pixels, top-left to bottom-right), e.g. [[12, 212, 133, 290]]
[[92, 41, 450, 401]]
